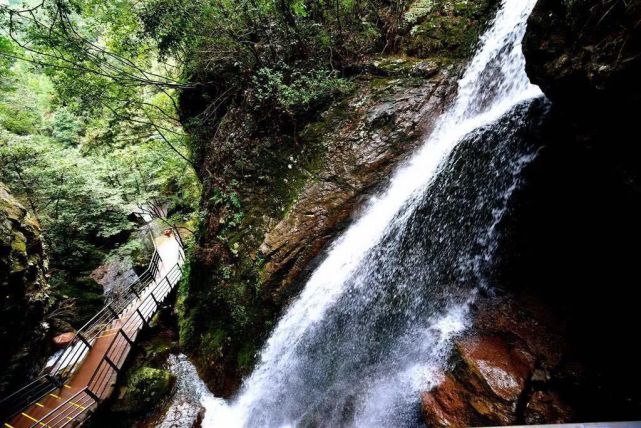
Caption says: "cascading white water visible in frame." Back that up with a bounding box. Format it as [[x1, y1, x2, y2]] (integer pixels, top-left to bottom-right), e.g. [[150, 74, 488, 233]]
[[199, 0, 542, 426]]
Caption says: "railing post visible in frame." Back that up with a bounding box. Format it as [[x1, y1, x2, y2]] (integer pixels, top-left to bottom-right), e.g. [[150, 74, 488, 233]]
[[77, 332, 92, 349], [106, 304, 118, 318], [85, 388, 100, 403], [45, 374, 63, 389], [136, 309, 149, 328], [151, 292, 160, 307]]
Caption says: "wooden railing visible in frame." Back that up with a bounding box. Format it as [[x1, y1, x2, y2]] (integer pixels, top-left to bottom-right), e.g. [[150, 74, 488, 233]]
[[24, 262, 183, 428], [1, 231, 185, 427]]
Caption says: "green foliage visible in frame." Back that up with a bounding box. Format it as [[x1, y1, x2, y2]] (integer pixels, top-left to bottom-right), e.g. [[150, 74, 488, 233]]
[[251, 68, 353, 116], [137, 0, 398, 128], [122, 366, 175, 414], [0, 35, 14, 74], [402, 0, 497, 58], [0, 60, 199, 323], [51, 107, 82, 146]]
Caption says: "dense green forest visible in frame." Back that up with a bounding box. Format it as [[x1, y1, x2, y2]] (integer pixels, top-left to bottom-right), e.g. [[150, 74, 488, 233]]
[[1, 0, 200, 327]]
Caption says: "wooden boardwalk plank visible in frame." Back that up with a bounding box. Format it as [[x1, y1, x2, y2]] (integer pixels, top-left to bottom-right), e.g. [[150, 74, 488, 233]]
[[5, 234, 183, 428]]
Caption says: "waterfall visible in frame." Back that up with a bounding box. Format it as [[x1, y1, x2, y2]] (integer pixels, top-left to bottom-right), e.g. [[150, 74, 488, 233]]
[[200, 0, 542, 426]]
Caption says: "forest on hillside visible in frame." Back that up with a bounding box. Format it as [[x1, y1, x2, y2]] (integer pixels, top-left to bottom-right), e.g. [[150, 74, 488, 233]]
[[1, 0, 199, 328]]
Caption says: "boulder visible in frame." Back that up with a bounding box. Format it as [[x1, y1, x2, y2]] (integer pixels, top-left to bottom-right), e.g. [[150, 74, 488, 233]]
[[52, 332, 76, 349], [420, 294, 572, 426], [456, 336, 534, 402], [115, 366, 176, 415], [421, 375, 474, 428]]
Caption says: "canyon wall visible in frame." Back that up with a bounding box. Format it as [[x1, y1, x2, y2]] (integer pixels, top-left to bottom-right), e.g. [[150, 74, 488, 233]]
[[0, 182, 51, 394]]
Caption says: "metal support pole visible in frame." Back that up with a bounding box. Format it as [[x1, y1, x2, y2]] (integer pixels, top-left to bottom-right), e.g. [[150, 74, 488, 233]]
[[85, 388, 100, 403], [46, 374, 63, 389], [151, 292, 160, 307], [106, 304, 118, 318], [136, 309, 149, 328], [77, 332, 92, 349]]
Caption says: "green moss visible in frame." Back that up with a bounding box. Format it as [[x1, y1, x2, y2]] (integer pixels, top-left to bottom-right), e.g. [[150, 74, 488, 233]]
[[405, 0, 435, 25], [200, 327, 227, 357], [117, 367, 175, 415], [236, 342, 257, 374], [403, 0, 497, 59], [10, 231, 27, 254]]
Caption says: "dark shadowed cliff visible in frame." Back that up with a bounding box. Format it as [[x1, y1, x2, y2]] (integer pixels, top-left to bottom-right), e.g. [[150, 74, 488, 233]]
[[0, 182, 51, 395], [421, 1, 641, 425]]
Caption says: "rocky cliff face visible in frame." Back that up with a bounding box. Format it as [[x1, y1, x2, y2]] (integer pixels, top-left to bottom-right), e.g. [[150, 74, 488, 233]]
[[524, 0, 641, 115], [0, 182, 51, 394], [178, 0, 498, 396], [421, 1, 641, 425], [180, 61, 460, 395]]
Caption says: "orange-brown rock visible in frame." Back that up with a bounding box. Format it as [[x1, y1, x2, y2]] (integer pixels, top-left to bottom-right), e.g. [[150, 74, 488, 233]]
[[421, 294, 573, 427], [420, 375, 474, 428], [52, 332, 76, 349], [456, 336, 534, 402]]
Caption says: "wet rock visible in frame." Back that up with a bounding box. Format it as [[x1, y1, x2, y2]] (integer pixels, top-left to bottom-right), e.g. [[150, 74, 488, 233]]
[[421, 294, 572, 426], [525, 391, 573, 425], [52, 332, 75, 349], [456, 336, 533, 402], [157, 402, 203, 428], [259, 70, 457, 303], [156, 354, 215, 428], [420, 375, 474, 428], [421, 335, 530, 426]]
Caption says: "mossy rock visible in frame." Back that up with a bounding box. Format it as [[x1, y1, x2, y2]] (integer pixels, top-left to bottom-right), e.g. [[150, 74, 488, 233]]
[[0, 182, 51, 393], [401, 0, 498, 59], [119, 367, 176, 415]]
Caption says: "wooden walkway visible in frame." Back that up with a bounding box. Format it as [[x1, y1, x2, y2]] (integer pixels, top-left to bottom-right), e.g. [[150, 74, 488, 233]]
[[2, 233, 184, 428]]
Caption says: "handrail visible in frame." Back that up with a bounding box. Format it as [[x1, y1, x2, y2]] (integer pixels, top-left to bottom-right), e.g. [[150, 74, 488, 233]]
[[42, 247, 162, 379], [28, 388, 97, 428], [0, 229, 175, 423], [34, 262, 183, 427], [86, 264, 181, 396]]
